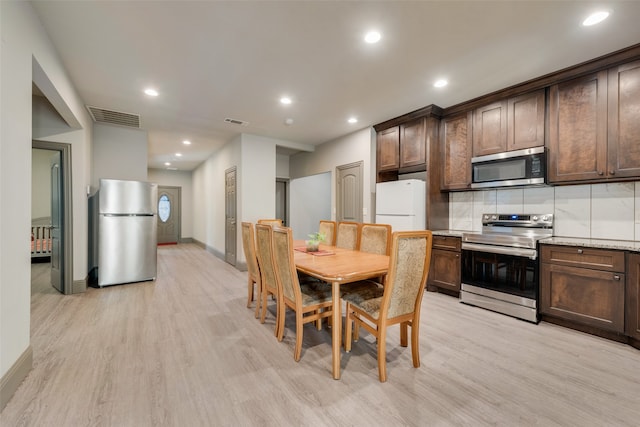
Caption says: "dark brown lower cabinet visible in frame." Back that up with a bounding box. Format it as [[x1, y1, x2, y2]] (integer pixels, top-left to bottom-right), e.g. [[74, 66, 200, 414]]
[[626, 253, 640, 343], [427, 236, 461, 295], [540, 263, 625, 332], [540, 245, 625, 334]]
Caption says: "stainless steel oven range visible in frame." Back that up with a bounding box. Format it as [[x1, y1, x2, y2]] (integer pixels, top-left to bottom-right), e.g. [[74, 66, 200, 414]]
[[460, 214, 554, 323]]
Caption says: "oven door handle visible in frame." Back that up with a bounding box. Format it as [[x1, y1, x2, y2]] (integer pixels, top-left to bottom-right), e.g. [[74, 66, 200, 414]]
[[461, 242, 537, 260]]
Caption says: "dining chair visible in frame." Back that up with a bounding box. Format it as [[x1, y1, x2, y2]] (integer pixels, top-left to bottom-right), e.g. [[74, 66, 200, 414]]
[[318, 220, 336, 245], [257, 218, 283, 227], [335, 221, 361, 250], [254, 223, 282, 336], [241, 222, 262, 318], [271, 226, 334, 361], [342, 230, 433, 382], [358, 223, 392, 255]]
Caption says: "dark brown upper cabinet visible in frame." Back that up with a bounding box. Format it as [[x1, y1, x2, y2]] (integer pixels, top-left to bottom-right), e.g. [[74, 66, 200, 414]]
[[507, 89, 546, 151], [399, 117, 427, 169], [473, 100, 507, 157], [376, 126, 400, 172], [441, 112, 473, 191], [473, 90, 545, 157], [548, 71, 608, 183], [549, 60, 640, 183], [608, 59, 640, 179]]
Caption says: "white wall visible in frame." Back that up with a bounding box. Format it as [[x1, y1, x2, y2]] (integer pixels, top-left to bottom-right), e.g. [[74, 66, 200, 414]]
[[192, 136, 241, 258], [1, 1, 92, 385], [147, 169, 194, 239], [276, 153, 290, 179], [92, 123, 148, 188], [289, 127, 376, 223], [290, 173, 332, 240], [449, 182, 640, 240]]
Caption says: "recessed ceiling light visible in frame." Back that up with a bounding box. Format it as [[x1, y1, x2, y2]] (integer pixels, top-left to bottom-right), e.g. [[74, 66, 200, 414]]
[[364, 31, 381, 44], [182, 140, 191, 145], [144, 88, 159, 96], [280, 96, 292, 105], [175, 153, 182, 157], [582, 11, 610, 26], [348, 117, 358, 124], [164, 162, 171, 166], [434, 79, 448, 88]]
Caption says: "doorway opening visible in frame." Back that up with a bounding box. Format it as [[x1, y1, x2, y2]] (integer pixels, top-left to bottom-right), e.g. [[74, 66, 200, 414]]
[[31, 141, 74, 294], [276, 179, 288, 226]]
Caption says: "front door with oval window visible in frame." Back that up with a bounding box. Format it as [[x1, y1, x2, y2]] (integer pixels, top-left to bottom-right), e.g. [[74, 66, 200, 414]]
[[157, 186, 181, 245]]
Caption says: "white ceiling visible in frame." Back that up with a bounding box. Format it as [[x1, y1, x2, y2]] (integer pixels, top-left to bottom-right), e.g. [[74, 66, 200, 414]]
[[31, 1, 640, 171]]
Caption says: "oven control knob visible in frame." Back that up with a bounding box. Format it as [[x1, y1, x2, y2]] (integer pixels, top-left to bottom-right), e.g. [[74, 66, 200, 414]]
[[542, 215, 549, 221], [532, 216, 539, 221], [492, 215, 497, 220]]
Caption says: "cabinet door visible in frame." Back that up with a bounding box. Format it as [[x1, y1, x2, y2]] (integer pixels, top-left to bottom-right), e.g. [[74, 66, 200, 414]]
[[626, 254, 640, 340], [473, 100, 507, 157], [608, 60, 640, 179], [428, 248, 461, 292], [540, 262, 625, 333], [376, 126, 400, 171], [441, 112, 472, 190], [399, 117, 426, 169], [548, 71, 608, 183], [507, 89, 545, 151]]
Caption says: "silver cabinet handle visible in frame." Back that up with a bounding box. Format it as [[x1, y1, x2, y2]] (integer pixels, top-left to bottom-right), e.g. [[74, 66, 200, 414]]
[[577, 249, 583, 254], [613, 275, 620, 281]]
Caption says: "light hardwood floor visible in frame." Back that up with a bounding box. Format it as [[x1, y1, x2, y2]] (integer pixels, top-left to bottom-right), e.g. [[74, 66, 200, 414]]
[[2, 243, 639, 426]]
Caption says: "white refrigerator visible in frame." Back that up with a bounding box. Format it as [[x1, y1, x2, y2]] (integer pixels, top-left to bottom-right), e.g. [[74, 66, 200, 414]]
[[375, 179, 426, 231]]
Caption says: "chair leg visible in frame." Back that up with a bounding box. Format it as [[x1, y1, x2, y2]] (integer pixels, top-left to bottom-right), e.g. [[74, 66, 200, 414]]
[[411, 319, 420, 368], [377, 324, 387, 382], [315, 309, 323, 330], [353, 317, 360, 342], [275, 295, 284, 338], [247, 277, 253, 308], [400, 321, 408, 347], [276, 302, 286, 342], [260, 290, 268, 324], [294, 310, 304, 362], [253, 281, 262, 319], [344, 304, 353, 353]]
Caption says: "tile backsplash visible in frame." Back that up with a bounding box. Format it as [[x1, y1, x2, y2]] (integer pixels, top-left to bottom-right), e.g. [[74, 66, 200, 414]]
[[449, 182, 640, 241]]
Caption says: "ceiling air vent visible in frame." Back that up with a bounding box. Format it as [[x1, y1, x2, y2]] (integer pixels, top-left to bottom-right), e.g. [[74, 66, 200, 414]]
[[86, 106, 141, 128], [224, 117, 249, 126]]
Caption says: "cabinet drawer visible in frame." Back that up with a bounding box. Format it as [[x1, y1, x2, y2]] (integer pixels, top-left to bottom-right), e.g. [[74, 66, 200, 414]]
[[540, 263, 625, 332], [432, 235, 461, 251], [540, 245, 625, 272]]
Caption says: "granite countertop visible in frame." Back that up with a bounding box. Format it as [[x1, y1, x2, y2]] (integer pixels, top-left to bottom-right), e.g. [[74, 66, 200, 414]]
[[431, 229, 476, 238], [540, 236, 640, 252]]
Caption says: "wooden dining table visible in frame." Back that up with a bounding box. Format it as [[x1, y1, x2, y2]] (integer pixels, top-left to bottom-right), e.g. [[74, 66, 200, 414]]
[[293, 241, 390, 379]]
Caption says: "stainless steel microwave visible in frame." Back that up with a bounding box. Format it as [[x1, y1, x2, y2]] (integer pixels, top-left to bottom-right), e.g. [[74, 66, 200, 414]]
[[471, 146, 546, 189]]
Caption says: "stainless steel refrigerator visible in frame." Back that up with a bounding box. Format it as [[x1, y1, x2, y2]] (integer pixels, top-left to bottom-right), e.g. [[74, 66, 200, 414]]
[[88, 179, 158, 287]]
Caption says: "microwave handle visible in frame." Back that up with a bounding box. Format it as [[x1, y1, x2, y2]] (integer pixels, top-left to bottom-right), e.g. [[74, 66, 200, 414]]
[[461, 242, 538, 260]]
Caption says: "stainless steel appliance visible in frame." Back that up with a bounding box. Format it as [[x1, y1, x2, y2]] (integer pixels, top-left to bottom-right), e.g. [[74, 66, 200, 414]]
[[88, 179, 158, 287], [460, 213, 553, 323], [471, 146, 546, 189], [375, 179, 426, 231]]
